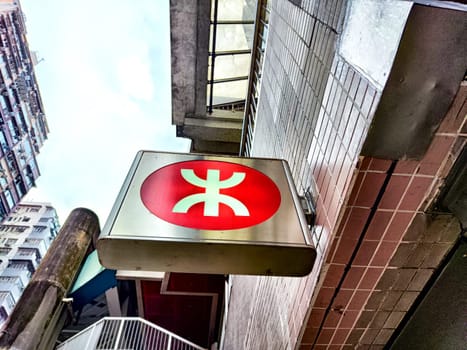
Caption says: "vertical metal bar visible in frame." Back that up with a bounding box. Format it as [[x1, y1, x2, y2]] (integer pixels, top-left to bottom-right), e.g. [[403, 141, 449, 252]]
[[147, 325, 153, 349], [127, 319, 134, 349], [155, 328, 161, 349], [100, 319, 114, 348], [167, 333, 172, 350], [135, 319, 141, 350], [163, 330, 168, 349], [107, 319, 117, 348], [113, 318, 125, 350], [124, 319, 131, 349], [208, 0, 219, 114], [158, 328, 162, 349], [120, 319, 127, 349], [135, 319, 142, 350]]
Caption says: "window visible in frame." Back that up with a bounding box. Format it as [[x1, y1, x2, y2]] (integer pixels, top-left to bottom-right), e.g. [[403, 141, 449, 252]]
[[32, 226, 46, 233], [0, 276, 22, 290], [0, 307, 6, 323], [0, 171, 6, 191], [14, 176, 26, 197], [0, 130, 9, 154], [7, 119, 19, 142], [17, 248, 36, 257], [0, 202, 6, 222], [0, 225, 28, 234], [22, 166, 35, 188], [7, 261, 29, 270], [0, 277, 16, 283], [206, 0, 256, 112], [0, 292, 15, 309], [4, 189, 14, 210], [5, 238, 16, 246], [0, 65, 10, 82], [23, 141, 34, 160], [0, 248, 10, 256], [15, 226, 27, 233], [8, 260, 34, 275], [0, 95, 9, 111]]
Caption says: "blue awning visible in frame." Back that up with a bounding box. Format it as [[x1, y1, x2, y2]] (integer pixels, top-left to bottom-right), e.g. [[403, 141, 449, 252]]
[[69, 250, 117, 309]]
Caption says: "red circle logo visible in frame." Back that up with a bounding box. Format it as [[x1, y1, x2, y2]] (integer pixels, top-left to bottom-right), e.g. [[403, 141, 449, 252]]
[[140, 160, 281, 230]]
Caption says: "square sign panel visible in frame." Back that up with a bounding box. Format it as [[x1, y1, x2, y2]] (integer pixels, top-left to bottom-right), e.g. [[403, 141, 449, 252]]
[[97, 151, 316, 276]]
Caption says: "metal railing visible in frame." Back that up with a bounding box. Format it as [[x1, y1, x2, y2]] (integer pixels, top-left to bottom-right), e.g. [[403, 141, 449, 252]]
[[56, 317, 206, 350]]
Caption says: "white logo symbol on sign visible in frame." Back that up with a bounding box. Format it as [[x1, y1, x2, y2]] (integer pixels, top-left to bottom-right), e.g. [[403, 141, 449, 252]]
[[172, 169, 250, 217]]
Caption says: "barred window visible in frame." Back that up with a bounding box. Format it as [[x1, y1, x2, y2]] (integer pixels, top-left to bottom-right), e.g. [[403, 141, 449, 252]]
[[27, 206, 40, 212], [5, 238, 16, 245], [17, 248, 36, 257], [0, 248, 10, 255], [32, 226, 46, 233], [24, 238, 40, 245]]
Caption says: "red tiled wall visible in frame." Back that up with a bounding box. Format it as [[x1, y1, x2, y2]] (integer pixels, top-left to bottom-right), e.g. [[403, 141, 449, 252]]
[[301, 82, 466, 348]]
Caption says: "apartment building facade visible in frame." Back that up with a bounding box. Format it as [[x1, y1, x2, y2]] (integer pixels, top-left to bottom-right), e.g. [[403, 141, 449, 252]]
[[0, 1, 48, 221], [0, 201, 59, 327]]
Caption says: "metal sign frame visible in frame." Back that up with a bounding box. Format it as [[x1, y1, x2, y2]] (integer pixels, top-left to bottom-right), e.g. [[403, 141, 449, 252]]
[[97, 151, 316, 276]]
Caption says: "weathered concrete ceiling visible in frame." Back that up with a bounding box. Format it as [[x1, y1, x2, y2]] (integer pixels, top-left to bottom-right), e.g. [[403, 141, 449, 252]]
[[170, 0, 210, 125], [361, 4, 467, 160]]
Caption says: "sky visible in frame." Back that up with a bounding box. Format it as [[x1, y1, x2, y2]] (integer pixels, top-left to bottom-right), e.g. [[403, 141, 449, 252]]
[[21, 1, 191, 224]]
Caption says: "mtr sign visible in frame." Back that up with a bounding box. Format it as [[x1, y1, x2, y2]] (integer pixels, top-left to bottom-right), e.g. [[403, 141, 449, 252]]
[[140, 160, 281, 230], [97, 151, 316, 276]]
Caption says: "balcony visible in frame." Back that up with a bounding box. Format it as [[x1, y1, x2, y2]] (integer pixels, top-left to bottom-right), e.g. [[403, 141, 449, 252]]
[[20, 239, 47, 257], [1, 268, 30, 287], [29, 226, 53, 243], [0, 291, 15, 315], [56, 317, 206, 350], [9, 256, 38, 272], [0, 281, 21, 301]]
